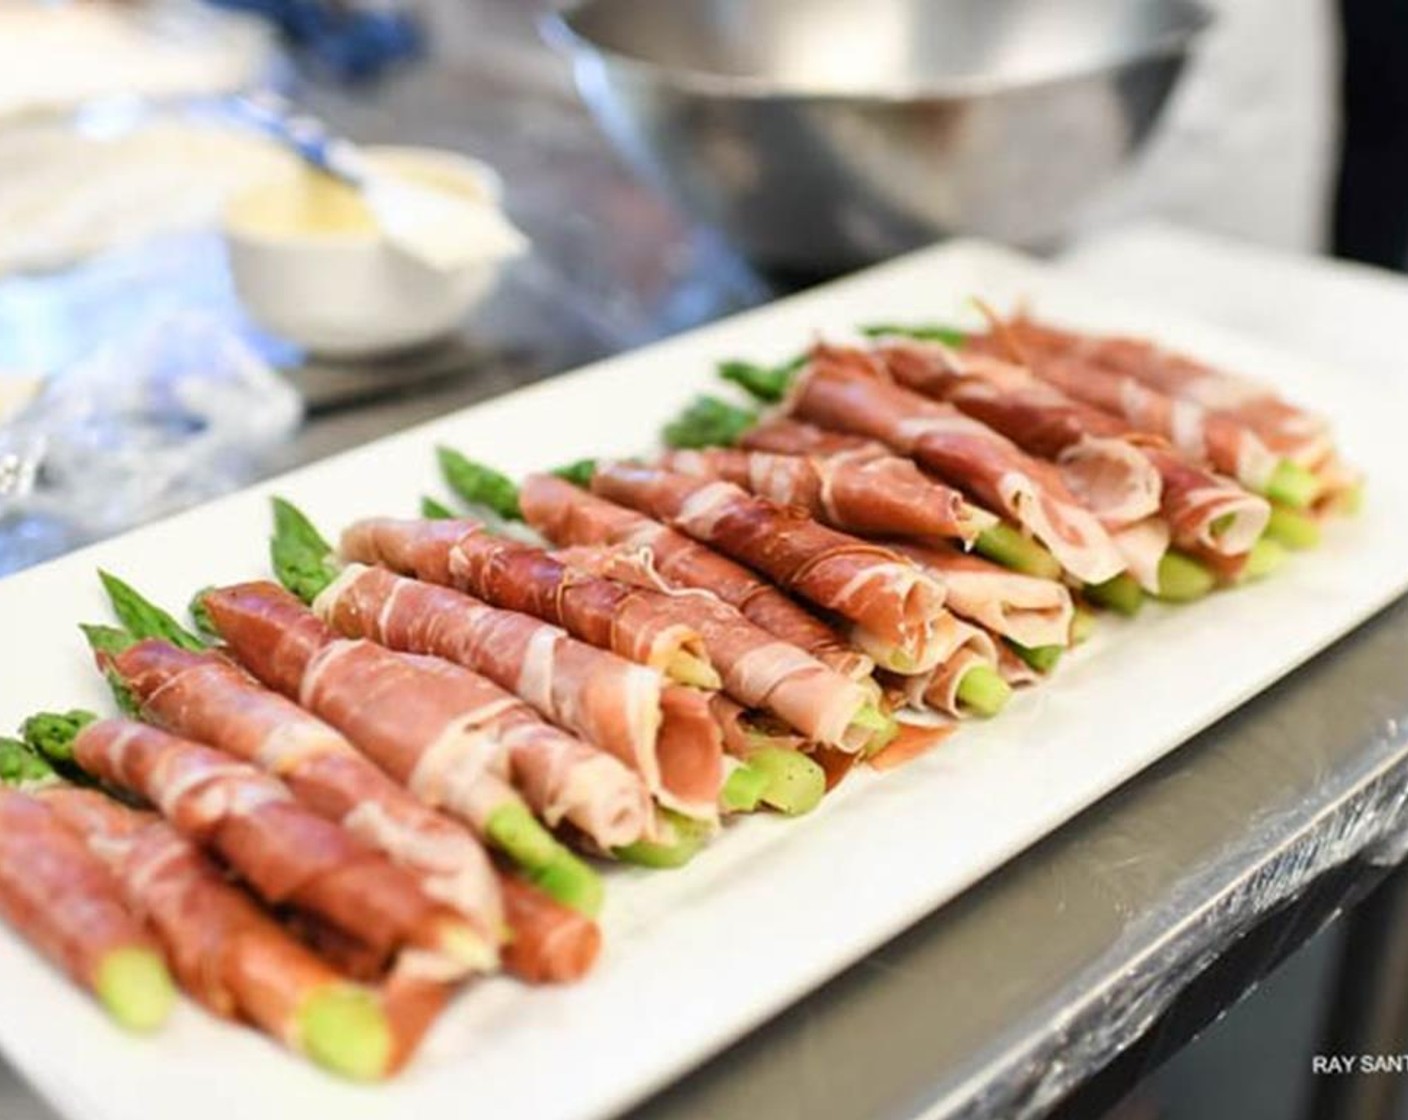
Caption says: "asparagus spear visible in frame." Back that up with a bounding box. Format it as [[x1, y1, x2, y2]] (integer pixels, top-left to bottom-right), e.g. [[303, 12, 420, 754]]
[[717, 356, 804, 403], [1239, 538, 1286, 583], [615, 810, 714, 869], [421, 495, 455, 520], [1263, 460, 1320, 511], [662, 395, 761, 450], [859, 323, 970, 346], [719, 763, 768, 814], [973, 523, 1063, 580], [436, 447, 521, 520], [1264, 504, 1322, 550], [0, 737, 176, 1033], [1007, 641, 1063, 675], [747, 748, 825, 816], [1153, 552, 1217, 603], [1070, 607, 1097, 646], [553, 459, 598, 489], [1083, 573, 1144, 616]]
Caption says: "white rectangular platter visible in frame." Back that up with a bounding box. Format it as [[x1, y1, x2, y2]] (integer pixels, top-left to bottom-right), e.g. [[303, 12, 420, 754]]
[[1, 241, 1405, 1120]]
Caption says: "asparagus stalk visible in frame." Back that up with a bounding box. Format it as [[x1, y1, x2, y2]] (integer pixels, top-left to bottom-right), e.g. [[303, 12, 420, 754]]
[[720, 762, 769, 814], [100, 572, 208, 651], [1264, 504, 1322, 550], [859, 323, 970, 347], [852, 702, 900, 757], [662, 395, 761, 450], [955, 664, 1013, 718], [1239, 537, 1286, 582], [1262, 460, 1320, 511], [747, 748, 825, 816], [437, 447, 521, 520], [614, 810, 713, 869], [0, 736, 176, 1033], [1084, 573, 1144, 616], [298, 986, 395, 1082], [421, 495, 455, 520], [270, 498, 343, 603], [1070, 607, 1097, 645], [1007, 642, 1063, 675], [717, 356, 803, 403], [1154, 552, 1216, 603], [553, 459, 598, 488], [973, 523, 1063, 580]]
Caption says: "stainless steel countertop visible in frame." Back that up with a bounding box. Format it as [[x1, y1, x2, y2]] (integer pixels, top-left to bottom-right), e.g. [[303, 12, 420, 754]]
[[4, 7, 1408, 1117]]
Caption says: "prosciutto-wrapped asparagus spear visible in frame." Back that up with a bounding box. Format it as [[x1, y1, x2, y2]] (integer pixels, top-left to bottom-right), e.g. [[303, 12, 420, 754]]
[[585, 460, 965, 675], [664, 399, 1062, 580], [768, 347, 1129, 585], [24, 712, 492, 981], [0, 773, 174, 1033], [872, 337, 1271, 585], [268, 500, 740, 824], [198, 581, 618, 910], [92, 574, 504, 941], [0, 738, 401, 1078]]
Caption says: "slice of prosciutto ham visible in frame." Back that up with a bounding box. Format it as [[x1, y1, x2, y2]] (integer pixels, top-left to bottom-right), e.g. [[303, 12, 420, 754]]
[[98, 638, 505, 941], [335, 523, 726, 820], [39, 786, 397, 1060], [519, 474, 873, 681], [551, 543, 877, 751], [201, 581, 654, 846], [73, 717, 486, 979], [0, 788, 167, 1021], [313, 562, 703, 814], [784, 346, 1127, 585], [888, 540, 1074, 650], [658, 446, 992, 545], [880, 621, 999, 717], [588, 461, 964, 674]]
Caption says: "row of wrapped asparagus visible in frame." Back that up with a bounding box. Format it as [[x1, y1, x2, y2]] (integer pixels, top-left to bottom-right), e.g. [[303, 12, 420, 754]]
[[0, 312, 1357, 1079]]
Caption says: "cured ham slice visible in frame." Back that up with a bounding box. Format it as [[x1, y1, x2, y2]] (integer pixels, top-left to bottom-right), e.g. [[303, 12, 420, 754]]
[[498, 873, 601, 985], [39, 786, 400, 1076], [588, 461, 964, 674], [658, 447, 992, 544], [875, 338, 1272, 574], [888, 541, 1073, 650], [881, 622, 999, 717], [551, 543, 877, 750], [201, 582, 654, 845], [785, 347, 1126, 585], [518, 474, 872, 681], [0, 788, 171, 1029], [334, 525, 726, 821], [874, 340, 1162, 528], [99, 638, 504, 939], [72, 717, 486, 979]]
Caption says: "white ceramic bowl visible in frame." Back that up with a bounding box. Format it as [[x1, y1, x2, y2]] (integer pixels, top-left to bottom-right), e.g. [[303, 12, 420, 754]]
[[223, 146, 520, 358]]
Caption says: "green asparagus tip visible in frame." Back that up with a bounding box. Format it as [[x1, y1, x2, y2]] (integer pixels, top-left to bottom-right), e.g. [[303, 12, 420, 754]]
[[21, 710, 97, 766], [717, 355, 803, 404], [298, 985, 394, 1082], [955, 664, 1013, 718], [1154, 551, 1216, 603], [1070, 607, 1097, 646], [1240, 537, 1286, 582], [98, 571, 206, 651], [661, 395, 759, 450], [859, 322, 970, 347], [614, 811, 712, 869], [0, 737, 59, 790], [484, 803, 602, 915], [96, 947, 175, 1034], [974, 523, 1064, 580], [79, 623, 136, 658], [1008, 642, 1063, 675], [1264, 504, 1322, 551], [436, 447, 522, 521], [1263, 459, 1320, 511], [420, 495, 455, 521], [1084, 572, 1144, 616], [269, 497, 342, 605], [187, 589, 219, 642], [748, 747, 825, 816], [720, 763, 768, 814], [552, 459, 597, 489]]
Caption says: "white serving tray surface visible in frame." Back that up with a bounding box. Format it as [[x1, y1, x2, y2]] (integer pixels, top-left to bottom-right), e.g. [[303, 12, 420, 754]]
[[1, 241, 1404, 1120]]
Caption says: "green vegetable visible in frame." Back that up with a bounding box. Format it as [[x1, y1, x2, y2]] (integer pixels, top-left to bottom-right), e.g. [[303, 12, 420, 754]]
[[662, 395, 760, 450], [95, 946, 177, 1034], [1154, 551, 1216, 603], [1239, 537, 1285, 582], [664, 648, 723, 690], [955, 664, 1012, 717], [719, 763, 768, 814], [421, 495, 455, 520], [851, 702, 899, 756], [297, 984, 394, 1082], [1084, 572, 1144, 616], [483, 802, 602, 916], [1263, 459, 1319, 511], [270, 497, 342, 605], [187, 589, 219, 642], [552, 459, 597, 488], [1070, 607, 1097, 645], [974, 523, 1064, 580], [99, 571, 206, 652], [0, 736, 60, 790], [1264, 504, 1322, 550], [859, 322, 970, 347], [1007, 642, 1063, 674], [437, 447, 522, 521], [22, 709, 97, 768], [747, 748, 825, 816], [717, 355, 804, 403], [614, 810, 713, 869]]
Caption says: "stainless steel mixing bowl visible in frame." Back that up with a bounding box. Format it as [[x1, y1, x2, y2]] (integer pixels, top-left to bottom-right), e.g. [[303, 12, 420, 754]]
[[546, 0, 1211, 272]]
